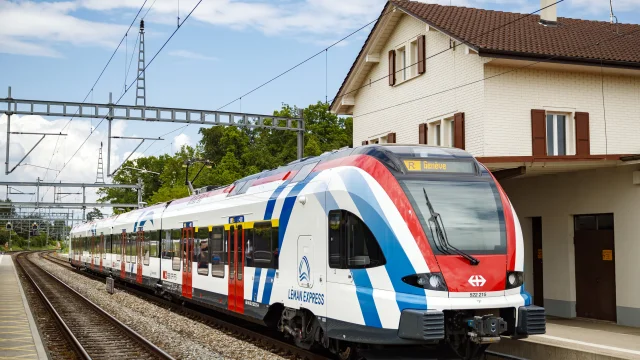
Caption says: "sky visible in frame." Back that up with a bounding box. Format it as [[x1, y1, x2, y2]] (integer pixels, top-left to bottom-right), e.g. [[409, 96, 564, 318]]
[[1, 0, 639, 214]]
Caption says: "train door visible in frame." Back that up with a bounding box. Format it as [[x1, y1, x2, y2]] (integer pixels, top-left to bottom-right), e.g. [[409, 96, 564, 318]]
[[120, 231, 126, 279], [136, 230, 144, 284], [181, 225, 194, 299], [227, 224, 245, 313], [99, 234, 104, 272], [90, 235, 95, 270]]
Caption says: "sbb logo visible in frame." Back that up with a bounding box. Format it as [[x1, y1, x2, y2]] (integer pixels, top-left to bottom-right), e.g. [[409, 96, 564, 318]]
[[468, 275, 487, 287], [162, 271, 167, 279]]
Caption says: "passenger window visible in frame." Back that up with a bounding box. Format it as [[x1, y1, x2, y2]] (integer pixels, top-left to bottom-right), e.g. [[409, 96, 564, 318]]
[[252, 222, 279, 269], [328, 210, 386, 269], [171, 229, 181, 271], [196, 228, 209, 276], [210, 227, 226, 278], [290, 162, 318, 183], [161, 230, 173, 260]]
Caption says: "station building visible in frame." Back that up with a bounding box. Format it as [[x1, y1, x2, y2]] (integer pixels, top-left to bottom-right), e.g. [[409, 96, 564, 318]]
[[331, 0, 640, 327]]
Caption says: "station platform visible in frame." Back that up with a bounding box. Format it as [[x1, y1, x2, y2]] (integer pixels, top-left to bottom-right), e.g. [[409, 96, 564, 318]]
[[0, 254, 47, 360], [489, 317, 640, 359]]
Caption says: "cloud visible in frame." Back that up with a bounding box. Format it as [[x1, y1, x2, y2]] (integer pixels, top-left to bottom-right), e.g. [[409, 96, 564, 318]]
[[173, 133, 191, 152], [168, 49, 218, 61], [0, 0, 127, 57], [0, 114, 134, 214]]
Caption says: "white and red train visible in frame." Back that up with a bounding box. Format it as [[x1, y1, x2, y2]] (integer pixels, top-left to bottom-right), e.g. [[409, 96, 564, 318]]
[[69, 144, 545, 359]]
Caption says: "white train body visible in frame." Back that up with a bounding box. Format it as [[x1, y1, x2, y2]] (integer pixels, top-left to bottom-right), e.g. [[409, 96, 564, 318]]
[[69, 145, 544, 357]]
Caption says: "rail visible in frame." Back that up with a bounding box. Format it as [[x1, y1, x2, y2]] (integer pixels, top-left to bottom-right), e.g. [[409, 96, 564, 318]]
[[17, 252, 175, 360]]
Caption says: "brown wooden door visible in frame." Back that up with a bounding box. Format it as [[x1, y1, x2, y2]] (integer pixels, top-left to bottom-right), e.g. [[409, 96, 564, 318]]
[[532, 217, 544, 307], [574, 214, 616, 322]]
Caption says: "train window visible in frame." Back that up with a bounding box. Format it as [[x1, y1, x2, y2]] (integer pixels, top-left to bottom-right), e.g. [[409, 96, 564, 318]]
[[252, 222, 279, 269], [229, 181, 246, 196], [142, 232, 150, 266], [171, 229, 181, 271], [196, 228, 209, 276], [113, 235, 120, 261], [236, 179, 255, 195], [328, 210, 386, 269], [210, 226, 226, 278], [290, 162, 318, 183], [102, 234, 107, 259], [161, 230, 172, 260]]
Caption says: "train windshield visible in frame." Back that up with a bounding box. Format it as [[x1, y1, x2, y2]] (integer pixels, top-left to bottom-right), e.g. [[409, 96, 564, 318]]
[[401, 179, 506, 255]]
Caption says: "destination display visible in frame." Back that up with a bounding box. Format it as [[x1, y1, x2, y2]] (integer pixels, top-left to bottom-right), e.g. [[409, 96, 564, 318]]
[[403, 159, 475, 173]]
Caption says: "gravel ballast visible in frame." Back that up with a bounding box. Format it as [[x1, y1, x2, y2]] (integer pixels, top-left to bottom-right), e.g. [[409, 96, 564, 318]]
[[31, 254, 288, 360]]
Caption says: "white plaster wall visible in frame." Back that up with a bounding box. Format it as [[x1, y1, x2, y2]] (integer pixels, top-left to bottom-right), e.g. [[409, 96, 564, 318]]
[[501, 164, 640, 312], [352, 13, 488, 155], [483, 65, 640, 157]]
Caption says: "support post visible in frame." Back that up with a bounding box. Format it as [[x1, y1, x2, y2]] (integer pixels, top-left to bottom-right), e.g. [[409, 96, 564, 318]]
[[137, 177, 143, 207], [107, 92, 113, 177], [36, 177, 40, 207], [297, 109, 304, 160], [82, 186, 86, 220], [5, 114, 10, 175]]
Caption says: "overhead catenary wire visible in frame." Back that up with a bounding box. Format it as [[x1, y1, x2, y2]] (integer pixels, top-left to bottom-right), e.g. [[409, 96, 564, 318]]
[[38, 0, 150, 194], [353, 26, 639, 119], [39, 0, 205, 200]]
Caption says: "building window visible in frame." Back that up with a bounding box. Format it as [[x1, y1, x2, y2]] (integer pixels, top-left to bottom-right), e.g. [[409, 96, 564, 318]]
[[397, 46, 407, 81], [546, 114, 568, 156], [428, 117, 454, 147], [410, 39, 418, 77], [328, 210, 386, 269]]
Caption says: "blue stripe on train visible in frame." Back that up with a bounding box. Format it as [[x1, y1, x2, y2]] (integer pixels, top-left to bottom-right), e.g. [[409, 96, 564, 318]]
[[339, 168, 428, 314], [351, 270, 383, 328], [252, 268, 262, 302], [263, 181, 291, 220], [277, 172, 320, 249], [521, 285, 532, 306], [261, 268, 277, 304]]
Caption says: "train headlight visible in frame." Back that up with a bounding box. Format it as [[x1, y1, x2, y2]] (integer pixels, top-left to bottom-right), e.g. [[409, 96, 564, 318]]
[[402, 273, 448, 291], [506, 271, 524, 289]]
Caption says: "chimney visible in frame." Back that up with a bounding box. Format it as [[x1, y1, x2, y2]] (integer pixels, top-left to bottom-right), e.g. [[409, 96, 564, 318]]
[[539, 0, 557, 26]]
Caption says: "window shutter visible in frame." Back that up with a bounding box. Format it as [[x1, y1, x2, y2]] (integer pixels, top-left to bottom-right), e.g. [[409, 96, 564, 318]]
[[419, 123, 428, 144], [453, 112, 465, 149], [417, 35, 426, 75], [388, 50, 396, 86], [387, 132, 396, 144], [531, 109, 546, 156], [361, 140, 369, 146], [575, 112, 590, 156]]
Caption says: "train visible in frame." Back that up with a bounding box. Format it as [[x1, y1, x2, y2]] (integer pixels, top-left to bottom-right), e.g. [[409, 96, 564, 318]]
[[69, 144, 545, 360]]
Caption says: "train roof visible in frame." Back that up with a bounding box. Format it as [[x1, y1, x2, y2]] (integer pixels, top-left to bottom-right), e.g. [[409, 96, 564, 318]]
[[71, 145, 474, 233]]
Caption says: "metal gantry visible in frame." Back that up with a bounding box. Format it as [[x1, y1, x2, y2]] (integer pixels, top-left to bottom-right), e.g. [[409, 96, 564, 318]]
[[1, 86, 305, 178]]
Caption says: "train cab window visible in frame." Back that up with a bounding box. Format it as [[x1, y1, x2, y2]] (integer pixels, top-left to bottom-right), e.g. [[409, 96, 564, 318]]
[[196, 228, 209, 276], [228, 181, 246, 196], [210, 226, 226, 278], [171, 229, 181, 271], [328, 210, 386, 269], [290, 162, 318, 183], [251, 222, 279, 269]]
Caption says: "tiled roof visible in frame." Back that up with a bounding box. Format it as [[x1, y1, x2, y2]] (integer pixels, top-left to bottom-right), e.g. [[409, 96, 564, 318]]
[[392, 0, 640, 65]]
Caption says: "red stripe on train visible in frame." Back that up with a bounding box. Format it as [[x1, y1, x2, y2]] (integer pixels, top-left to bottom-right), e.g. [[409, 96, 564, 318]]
[[314, 154, 441, 272]]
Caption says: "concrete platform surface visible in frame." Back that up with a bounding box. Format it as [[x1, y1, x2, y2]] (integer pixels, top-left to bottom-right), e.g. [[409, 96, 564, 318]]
[[0, 254, 47, 360], [490, 317, 640, 359]]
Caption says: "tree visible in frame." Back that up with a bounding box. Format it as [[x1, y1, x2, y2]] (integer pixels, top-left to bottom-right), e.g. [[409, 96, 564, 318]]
[[99, 101, 353, 207], [86, 208, 104, 221]]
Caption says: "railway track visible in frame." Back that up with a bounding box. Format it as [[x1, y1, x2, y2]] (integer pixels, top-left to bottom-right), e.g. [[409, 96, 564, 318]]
[[16, 252, 175, 360], [42, 253, 527, 360], [42, 252, 331, 360]]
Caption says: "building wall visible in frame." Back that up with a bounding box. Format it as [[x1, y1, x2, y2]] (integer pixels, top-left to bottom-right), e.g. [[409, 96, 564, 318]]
[[352, 13, 489, 155], [484, 65, 640, 157], [502, 164, 640, 327]]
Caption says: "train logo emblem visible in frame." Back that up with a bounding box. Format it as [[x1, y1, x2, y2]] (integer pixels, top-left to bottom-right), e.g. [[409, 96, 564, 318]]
[[298, 256, 312, 288], [468, 275, 486, 287]]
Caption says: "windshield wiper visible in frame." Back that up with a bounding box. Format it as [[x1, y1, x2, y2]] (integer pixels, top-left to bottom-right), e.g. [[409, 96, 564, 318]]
[[422, 188, 480, 266]]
